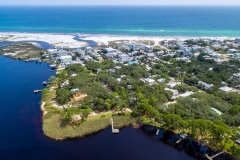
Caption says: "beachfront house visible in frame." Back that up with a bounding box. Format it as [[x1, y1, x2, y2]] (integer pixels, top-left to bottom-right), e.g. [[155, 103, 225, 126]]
[[118, 54, 130, 62], [140, 44, 153, 53], [114, 41, 123, 48], [127, 44, 138, 51], [120, 46, 130, 52]]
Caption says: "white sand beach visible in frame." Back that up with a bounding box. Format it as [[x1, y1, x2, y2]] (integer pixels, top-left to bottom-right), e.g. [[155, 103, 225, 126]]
[[0, 32, 236, 48], [78, 34, 234, 46], [0, 33, 88, 48]]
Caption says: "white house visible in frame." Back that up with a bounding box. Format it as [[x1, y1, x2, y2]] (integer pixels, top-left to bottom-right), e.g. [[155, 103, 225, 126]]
[[47, 49, 57, 54], [232, 73, 240, 80], [191, 45, 202, 52], [157, 78, 166, 83], [204, 48, 214, 54], [176, 57, 191, 63], [178, 91, 194, 98], [59, 55, 72, 64], [198, 81, 214, 90], [105, 48, 117, 54], [144, 78, 155, 85], [228, 49, 238, 54], [71, 88, 79, 92], [164, 88, 179, 96], [219, 86, 233, 93], [167, 82, 181, 88], [140, 44, 153, 52]]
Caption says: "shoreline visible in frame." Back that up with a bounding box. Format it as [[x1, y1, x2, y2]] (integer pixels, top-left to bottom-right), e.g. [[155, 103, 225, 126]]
[[0, 32, 237, 44]]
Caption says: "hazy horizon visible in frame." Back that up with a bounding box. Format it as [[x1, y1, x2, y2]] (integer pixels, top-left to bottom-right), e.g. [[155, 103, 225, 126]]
[[1, 0, 240, 6]]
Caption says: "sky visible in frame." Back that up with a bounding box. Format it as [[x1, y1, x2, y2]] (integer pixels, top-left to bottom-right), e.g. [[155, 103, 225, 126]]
[[1, 0, 240, 5]]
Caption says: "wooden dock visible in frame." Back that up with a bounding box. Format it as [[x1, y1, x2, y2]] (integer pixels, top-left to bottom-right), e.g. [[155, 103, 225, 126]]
[[34, 90, 42, 93], [156, 129, 159, 136], [42, 81, 51, 85], [111, 117, 119, 134], [176, 138, 183, 144], [176, 133, 187, 144], [206, 151, 225, 160]]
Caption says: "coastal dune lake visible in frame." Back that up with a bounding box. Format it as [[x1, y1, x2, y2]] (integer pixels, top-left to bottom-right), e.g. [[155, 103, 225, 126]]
[[0, 56, 197, 159]]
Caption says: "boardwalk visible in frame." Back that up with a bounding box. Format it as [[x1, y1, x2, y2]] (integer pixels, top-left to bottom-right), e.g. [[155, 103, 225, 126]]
[[111, 117, 119, 134]]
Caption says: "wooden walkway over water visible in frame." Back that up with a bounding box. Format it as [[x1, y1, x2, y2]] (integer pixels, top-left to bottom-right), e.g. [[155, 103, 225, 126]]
[[206, 151, 225, 160], [111, 117, 119, 134]]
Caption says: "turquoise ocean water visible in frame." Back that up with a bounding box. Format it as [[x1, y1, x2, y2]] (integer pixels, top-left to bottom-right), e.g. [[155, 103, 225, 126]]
[[0, 6, 240, 37]]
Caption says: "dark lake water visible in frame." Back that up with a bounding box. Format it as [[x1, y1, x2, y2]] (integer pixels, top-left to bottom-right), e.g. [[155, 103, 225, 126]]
[[0, 56, 199, 160]]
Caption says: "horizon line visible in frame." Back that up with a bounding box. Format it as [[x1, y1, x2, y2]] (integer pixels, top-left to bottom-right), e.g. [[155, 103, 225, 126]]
[[1, 4, 240, 6]]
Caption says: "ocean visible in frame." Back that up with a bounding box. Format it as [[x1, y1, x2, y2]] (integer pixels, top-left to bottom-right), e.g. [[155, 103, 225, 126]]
[[0, 6, 240, 37]]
